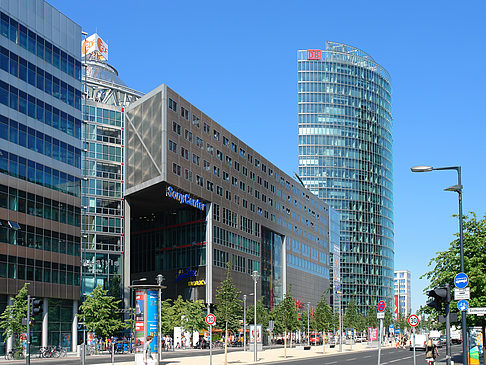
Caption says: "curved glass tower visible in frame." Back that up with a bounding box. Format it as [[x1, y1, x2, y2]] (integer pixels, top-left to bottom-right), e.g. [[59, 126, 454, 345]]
[[297, 42, 393, 312]]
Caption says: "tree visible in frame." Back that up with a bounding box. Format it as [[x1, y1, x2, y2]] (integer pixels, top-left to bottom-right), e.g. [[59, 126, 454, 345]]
[[314, 294, 334, 352], [168, 295, 186, 329], [272, 288, 298, 358], [181, 300, 206, 345], [159, 299, 173, 334], [421, 213, 486, 364], [363, 305, 378, 329], [78, 284, 128, 337], [246, 298, 270, 330], [0, 283, 28, 344], [343, 300, 362, 349], [215, 264, 241, 365]]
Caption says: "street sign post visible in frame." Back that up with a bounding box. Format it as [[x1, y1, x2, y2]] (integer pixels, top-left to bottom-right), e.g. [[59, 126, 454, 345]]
[[454, 272, 469, 289], [467, 307, 486, 316], [377, 300, 386, 365], [205, 314, 216, 365], [457, 300, 469, 312], [454, 287, 470, 300], [408, 314, 419, 365]]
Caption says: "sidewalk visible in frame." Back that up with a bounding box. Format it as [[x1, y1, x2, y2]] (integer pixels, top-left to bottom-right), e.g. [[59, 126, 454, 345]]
[[116, 342, 386, 365]]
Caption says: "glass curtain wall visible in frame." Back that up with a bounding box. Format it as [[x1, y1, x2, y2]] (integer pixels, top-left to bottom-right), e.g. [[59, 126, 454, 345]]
[[298, 42, 394, 312]]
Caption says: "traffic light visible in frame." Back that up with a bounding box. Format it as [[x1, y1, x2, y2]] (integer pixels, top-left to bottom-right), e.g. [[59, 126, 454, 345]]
[[426, 286, 451, 312], [32, 298, 43, 316]]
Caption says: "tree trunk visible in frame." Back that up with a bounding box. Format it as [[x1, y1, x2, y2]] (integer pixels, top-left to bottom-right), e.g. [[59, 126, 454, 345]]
[[284, 329, 287, 358], [322, 331, 325, 353], [224, 323, 228, 365], [290, 330, 293, 348]]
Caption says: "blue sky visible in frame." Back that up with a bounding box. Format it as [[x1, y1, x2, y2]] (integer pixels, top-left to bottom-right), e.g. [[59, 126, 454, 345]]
[[50, 0, 486, 312]]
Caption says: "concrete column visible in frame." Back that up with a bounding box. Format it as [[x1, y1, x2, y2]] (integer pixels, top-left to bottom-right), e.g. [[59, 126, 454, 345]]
[[72, 300, 78, 352], [123, 199, 131, 311], [41, 298, 48, 347], [205, 203, 213, 305], [6, 296, 13, 352]]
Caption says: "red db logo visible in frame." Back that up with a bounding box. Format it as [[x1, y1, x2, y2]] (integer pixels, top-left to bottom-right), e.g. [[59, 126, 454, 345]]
[[307, 50, 321, 60]]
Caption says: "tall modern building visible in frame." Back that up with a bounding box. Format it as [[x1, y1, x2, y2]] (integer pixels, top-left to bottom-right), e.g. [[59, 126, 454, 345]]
[[394, 270, 411, 318], [80, 34, 142, 298], [124, 85, 338, 308], [0, 0, 82, 353], [298, 42, 394, 312]]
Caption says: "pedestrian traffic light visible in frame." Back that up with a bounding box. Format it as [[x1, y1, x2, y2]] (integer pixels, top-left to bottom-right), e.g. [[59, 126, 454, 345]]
[[32, 298, 43, 316], [426, 286, 451, 312]]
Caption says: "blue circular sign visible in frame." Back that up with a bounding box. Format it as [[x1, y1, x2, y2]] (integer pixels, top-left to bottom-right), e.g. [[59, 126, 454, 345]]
[[457, 300, 469, 312], [377, 300, 386, 312], [454, 272, 469, 289]]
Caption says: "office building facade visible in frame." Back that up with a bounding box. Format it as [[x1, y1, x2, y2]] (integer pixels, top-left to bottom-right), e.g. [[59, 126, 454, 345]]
[[125, 85, 337, 307], [394, 270, 411, 318], [81, 34, 142, 298], [298, 42, 394, 312], [0, 0, 82, 353]]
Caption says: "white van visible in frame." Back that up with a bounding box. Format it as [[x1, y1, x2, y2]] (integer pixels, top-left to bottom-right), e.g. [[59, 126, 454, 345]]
[[409, 334, 428, 350]]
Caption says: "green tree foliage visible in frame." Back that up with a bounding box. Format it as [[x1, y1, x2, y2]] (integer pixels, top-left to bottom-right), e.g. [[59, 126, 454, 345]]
[[421, 213, 486, 327], [0, 283, 29, 340], [215, 264, 241, 365], [168, 295, 186, 329], [246, 298, 270, 329], [343, 300, 362, 331], [182, 300, 207, 336], [78, 285, 128, 337], [272, 288, 298, 357], [314, 294, 334, 333], [363, 305, 378, 329], [160, 299, 173, 334]]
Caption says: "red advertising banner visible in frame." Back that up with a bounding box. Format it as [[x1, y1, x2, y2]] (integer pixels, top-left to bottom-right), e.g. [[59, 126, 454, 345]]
[[368, 327, 378, 341], [394, 295, 399, 321]]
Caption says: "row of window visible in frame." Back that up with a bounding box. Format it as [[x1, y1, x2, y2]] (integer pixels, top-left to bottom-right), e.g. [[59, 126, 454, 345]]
[[84, 124, 122, 145], [213, 248, 261, 275], [0, 115, 81, 168], [83, 215, 122, 234], [82, 160, 122, 181], [213, 225, 260, 257], [0, 148, 81, 197], [0, 183, 81, 227], [81, 196, 122, 216], [0, 45, 81, 110], [83, 105, 123, 128], [82, 178, 122, 198], [0, 11, 82, 81], [0, 254, 80, 286], [0, 80, 82, 139], [85, 142, 122, 163], [0, 221, 81, 256], [287, 253, 329, 279]]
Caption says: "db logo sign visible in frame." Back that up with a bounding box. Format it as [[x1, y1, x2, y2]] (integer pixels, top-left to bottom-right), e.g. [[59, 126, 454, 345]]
[[307, 49, 321, 60]]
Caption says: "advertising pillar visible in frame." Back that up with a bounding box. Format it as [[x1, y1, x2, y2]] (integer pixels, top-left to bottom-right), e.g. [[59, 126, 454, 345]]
[[134, 289, 159, 365]]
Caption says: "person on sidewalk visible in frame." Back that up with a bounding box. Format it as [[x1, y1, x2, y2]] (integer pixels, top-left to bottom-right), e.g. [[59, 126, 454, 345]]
[[144, 336, 154, 365]]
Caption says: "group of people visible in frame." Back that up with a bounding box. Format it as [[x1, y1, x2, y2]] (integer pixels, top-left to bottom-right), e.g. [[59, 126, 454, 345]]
[[394, 334, 408, 349]]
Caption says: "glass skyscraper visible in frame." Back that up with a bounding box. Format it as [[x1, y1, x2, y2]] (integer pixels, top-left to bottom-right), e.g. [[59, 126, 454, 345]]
[[298, 42, 393, 312]]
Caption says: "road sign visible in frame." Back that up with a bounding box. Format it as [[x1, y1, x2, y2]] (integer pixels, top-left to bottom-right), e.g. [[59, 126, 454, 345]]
[[454, 287, 470, 300], [377, 300, 386, 312], [205, 313, 216, 326], [408, 314, 419, 327], [467, 307, 486, 316], [377, 312, 385, 319], [457, 299, 469, 312], [454, 272, 469, 289]]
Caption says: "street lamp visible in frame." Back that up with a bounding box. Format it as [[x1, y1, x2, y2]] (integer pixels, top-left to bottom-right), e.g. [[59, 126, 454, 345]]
[[251, 271, 260, 363], [411, 165, 466, 365], [156, 274, 165, 365], [243, 295, 247, 352], [307, 303, 311, 346]]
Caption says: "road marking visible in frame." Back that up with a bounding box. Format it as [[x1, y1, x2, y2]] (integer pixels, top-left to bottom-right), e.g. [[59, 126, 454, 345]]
[[346, 358, 357, 361], [382, 356, 413, 364]]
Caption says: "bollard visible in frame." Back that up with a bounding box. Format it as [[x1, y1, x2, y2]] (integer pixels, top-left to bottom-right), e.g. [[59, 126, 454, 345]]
[[111, 342, 114, 365]]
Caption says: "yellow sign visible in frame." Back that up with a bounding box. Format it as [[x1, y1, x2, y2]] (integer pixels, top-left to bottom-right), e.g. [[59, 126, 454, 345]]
[[188, 280, 206, 287]]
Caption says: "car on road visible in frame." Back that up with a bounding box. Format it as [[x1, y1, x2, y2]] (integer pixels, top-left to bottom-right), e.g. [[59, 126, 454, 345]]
[[410, 334, 428, 351], [430, 336, 442, 347]]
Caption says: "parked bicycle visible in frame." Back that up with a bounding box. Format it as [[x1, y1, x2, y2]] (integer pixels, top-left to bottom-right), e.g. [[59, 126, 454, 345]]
[[5, 348, 25, 360], [39, 345, 67, 358]]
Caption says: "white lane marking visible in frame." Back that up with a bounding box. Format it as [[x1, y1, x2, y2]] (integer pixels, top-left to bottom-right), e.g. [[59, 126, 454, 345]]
[[382, 356, 413, 364], [346, 358, 357, 361]]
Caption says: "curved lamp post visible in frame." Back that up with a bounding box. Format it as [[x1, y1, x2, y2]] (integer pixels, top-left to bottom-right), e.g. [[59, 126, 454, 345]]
[[410, 165, 466, 365]]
